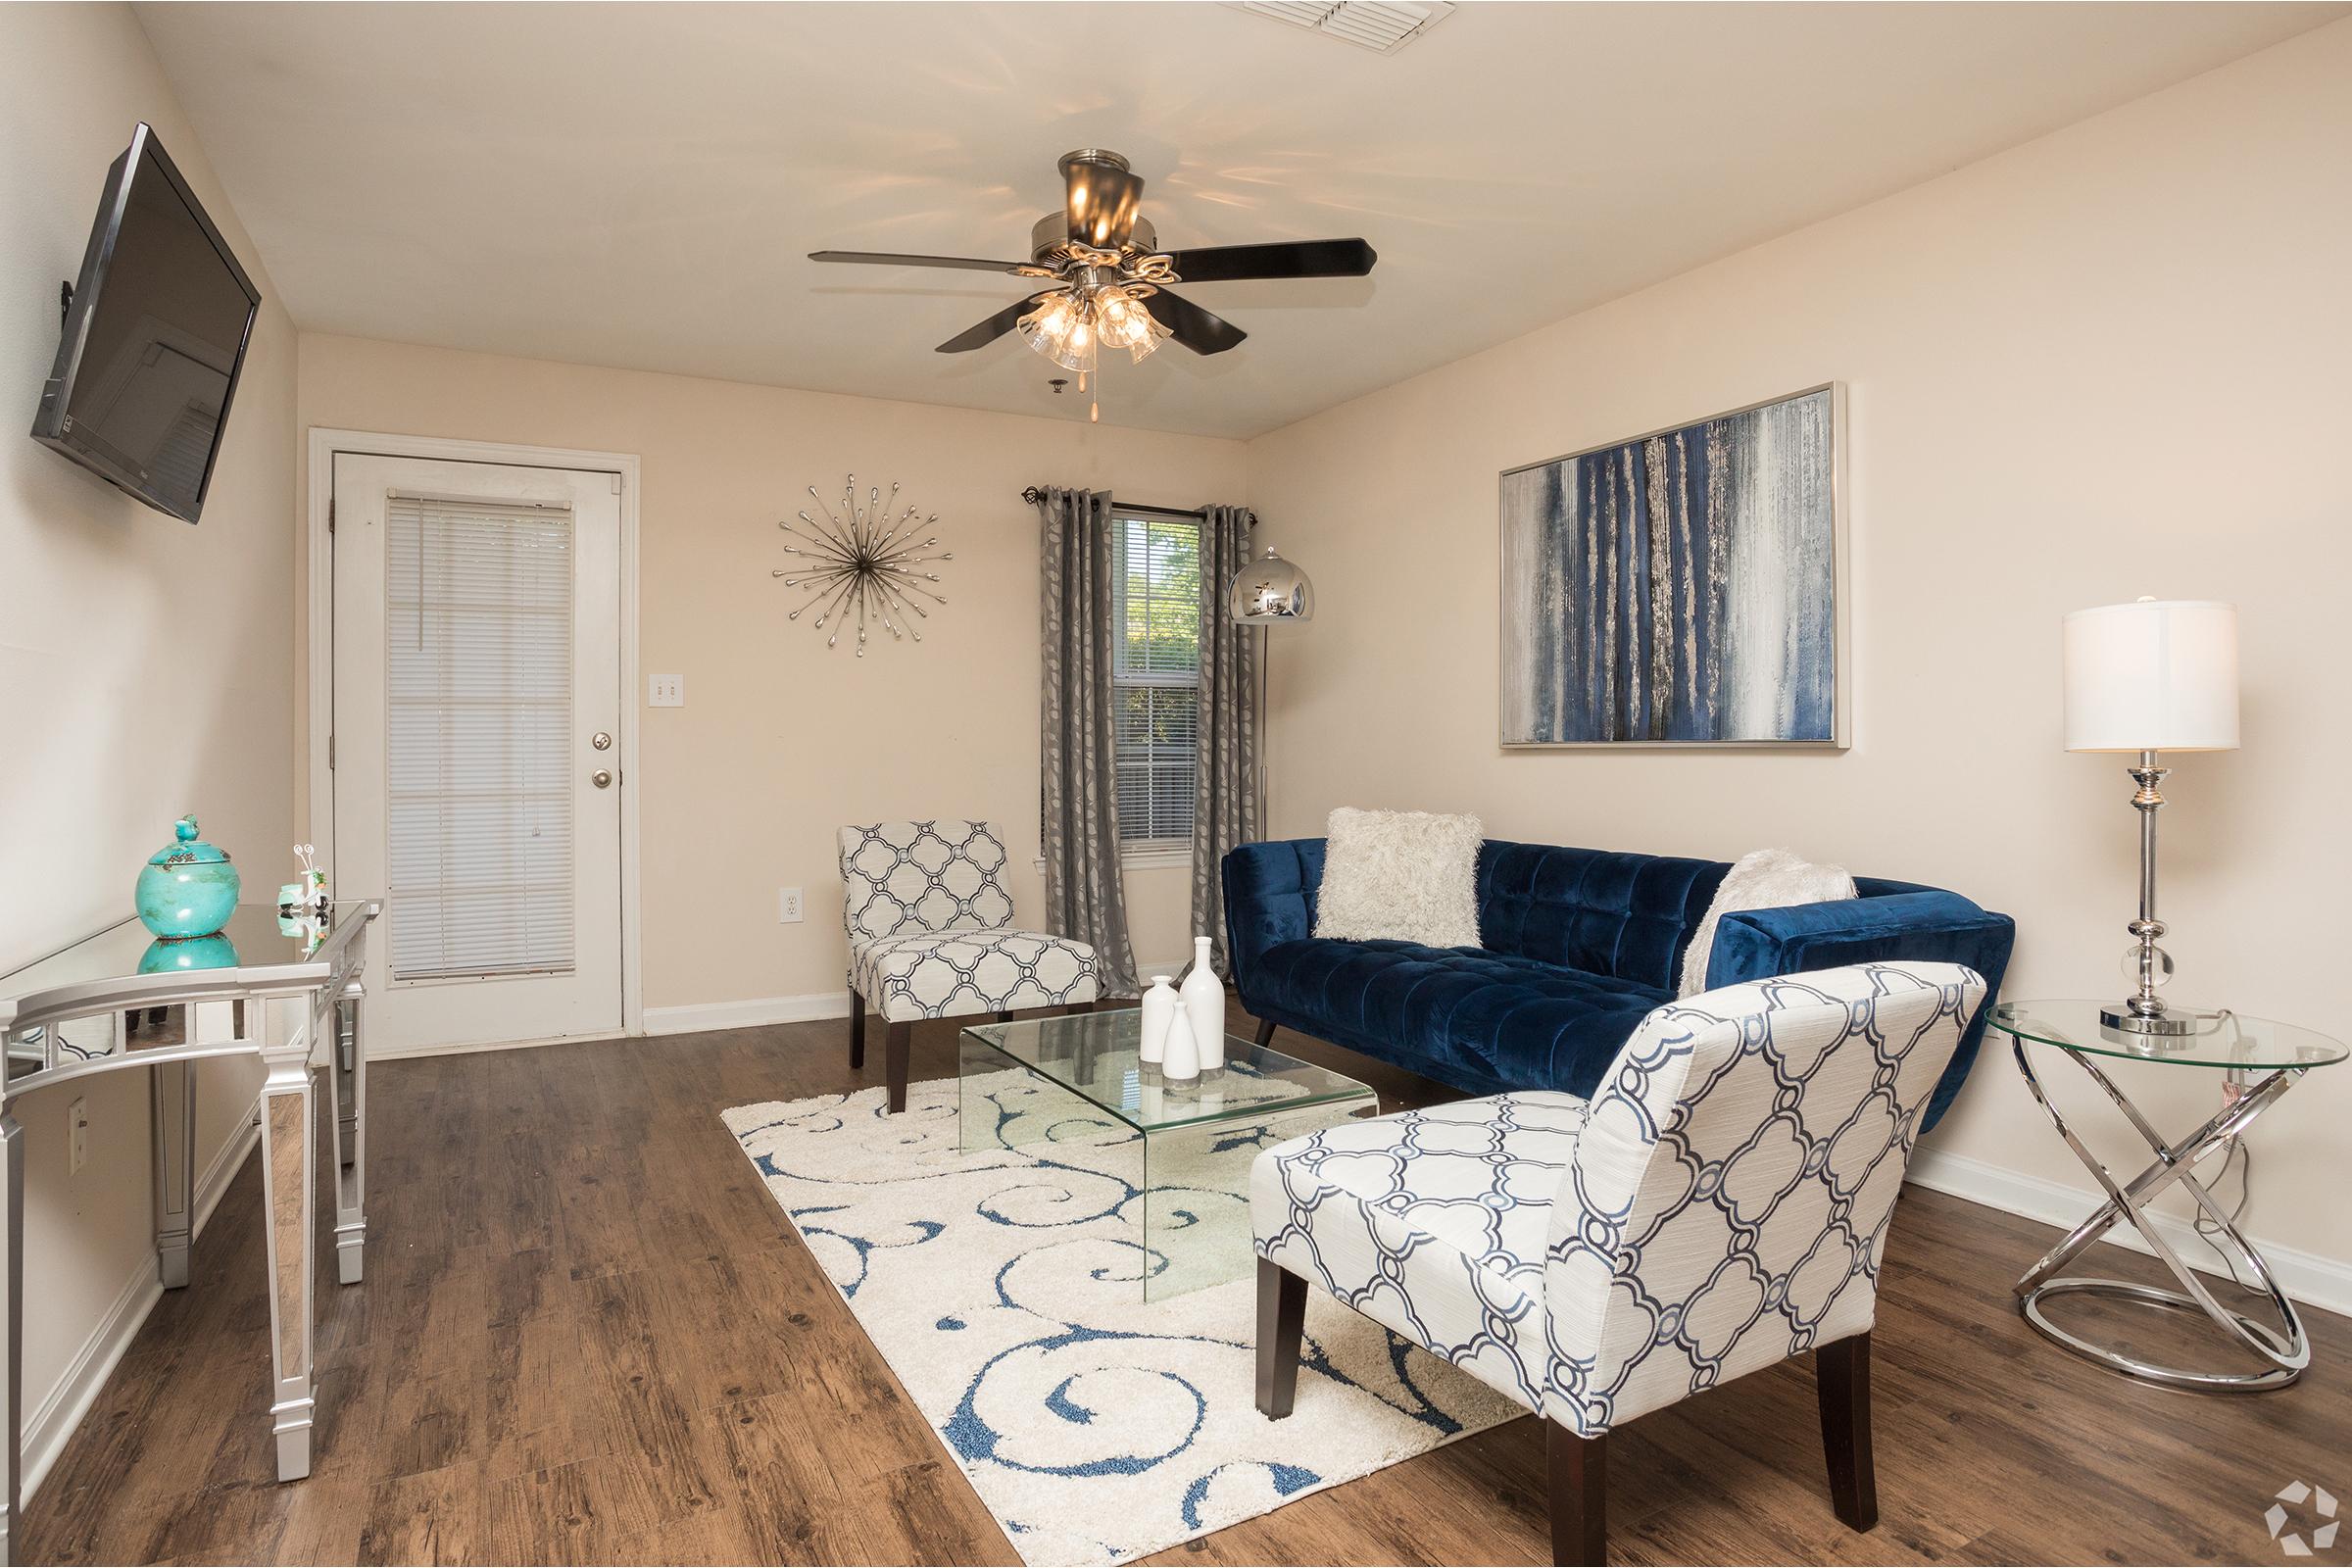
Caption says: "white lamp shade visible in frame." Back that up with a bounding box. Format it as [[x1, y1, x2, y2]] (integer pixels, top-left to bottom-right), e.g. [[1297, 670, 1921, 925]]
[[2062, 599, 2239, 753]]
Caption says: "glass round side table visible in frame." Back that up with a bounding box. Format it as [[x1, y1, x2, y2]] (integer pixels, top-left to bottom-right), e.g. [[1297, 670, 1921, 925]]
[[1988, 1000, 2347, 1393]]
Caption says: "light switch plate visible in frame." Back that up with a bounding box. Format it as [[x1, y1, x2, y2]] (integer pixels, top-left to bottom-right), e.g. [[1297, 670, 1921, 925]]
[[69, 1097, 88, 1174], [649, 673, 684, 707], [779, 887, 805, 924]]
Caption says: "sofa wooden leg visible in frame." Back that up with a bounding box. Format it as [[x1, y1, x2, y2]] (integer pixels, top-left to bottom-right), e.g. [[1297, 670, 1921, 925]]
[[885, 1020, 911, 1114], [1253, 1016, 1276, 1049], [1254, 1258, 1306, 1419], [849, 991, 867, 1070], [1817, 1332, 1878, 1533], [1547, 1422, 1607, 1566]]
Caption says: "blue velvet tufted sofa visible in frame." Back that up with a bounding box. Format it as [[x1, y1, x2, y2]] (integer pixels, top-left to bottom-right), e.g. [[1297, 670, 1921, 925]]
[[1223, 838, 2015, 1130]]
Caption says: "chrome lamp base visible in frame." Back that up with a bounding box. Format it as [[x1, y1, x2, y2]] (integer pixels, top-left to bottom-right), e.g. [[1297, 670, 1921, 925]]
[[2099, 1002, 2201, 1036]]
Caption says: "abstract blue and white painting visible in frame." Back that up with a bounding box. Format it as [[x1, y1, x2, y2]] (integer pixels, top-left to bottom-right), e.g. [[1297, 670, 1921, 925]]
[[1500, 384, 1843, 746]]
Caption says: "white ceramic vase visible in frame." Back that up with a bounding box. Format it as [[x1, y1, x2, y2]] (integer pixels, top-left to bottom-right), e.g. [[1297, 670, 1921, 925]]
[[1181, 936, 1226, 1070], [1139, 975, 1178, 1065], [1161, 1008, 1200, 1083]]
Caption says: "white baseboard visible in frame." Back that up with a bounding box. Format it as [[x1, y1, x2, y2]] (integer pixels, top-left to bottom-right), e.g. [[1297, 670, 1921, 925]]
[[370, 1029, 651, 1061], [23, 1092, 260, 1503], [1905, 1145, 2352, 1320], [21, 1259, 158, 1505], [192, 1094, 262, 1240], [642, 991, 854, 1036]]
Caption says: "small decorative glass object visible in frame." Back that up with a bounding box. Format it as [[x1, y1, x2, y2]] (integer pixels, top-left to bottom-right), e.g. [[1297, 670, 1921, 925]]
[[292, 843, 329, 917], [134, 815, 240, 939]]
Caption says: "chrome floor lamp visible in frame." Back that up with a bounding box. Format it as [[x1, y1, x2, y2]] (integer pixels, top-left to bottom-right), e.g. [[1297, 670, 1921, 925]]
[[1227, 545, 1314, 839], [2062, 597, 2239, 1034]]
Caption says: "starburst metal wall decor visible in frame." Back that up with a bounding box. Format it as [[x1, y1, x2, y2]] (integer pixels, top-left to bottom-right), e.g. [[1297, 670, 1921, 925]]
[[770, 475, 951, 656]]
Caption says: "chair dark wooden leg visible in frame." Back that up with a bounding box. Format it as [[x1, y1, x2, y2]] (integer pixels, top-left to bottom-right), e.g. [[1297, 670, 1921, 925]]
[[1817, 1332, 1878, 1533], [885, 1020, 911, 1114], [849, 991, 866, 1070], [1252, 1016, 1276, 1049], [994, 1010, 1013, 1023], [1254, 1258, 1307, 1419], [1547, 1422, 1607, 1567]]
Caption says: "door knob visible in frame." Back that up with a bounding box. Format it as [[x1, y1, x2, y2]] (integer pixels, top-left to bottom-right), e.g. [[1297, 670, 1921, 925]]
[[591, 731, 612, 751], [592, 769, 613, 789]]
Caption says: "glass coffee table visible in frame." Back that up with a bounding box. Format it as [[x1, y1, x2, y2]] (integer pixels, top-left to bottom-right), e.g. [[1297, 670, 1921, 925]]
[[958, 1008, 1377, 1299]]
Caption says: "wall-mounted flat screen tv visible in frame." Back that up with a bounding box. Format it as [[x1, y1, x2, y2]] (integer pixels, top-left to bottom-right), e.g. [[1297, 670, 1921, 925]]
[[31, 122, 262, 523]]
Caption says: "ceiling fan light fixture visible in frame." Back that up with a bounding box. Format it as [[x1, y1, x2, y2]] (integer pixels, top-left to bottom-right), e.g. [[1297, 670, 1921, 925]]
[[1096, 287, 1168, 363], [1017, 291, 1094, 374], [1019, 283, 1163, 375]]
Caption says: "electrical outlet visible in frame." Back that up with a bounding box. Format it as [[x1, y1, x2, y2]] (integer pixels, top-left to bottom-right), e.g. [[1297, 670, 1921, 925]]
[[69, 1097, 88, 1175], [648, 673, 684, 708], [779, 887, 805, 923]]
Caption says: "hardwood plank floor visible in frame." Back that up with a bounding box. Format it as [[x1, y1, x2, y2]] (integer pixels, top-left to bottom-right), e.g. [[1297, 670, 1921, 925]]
[[20, 1007, 2348, 1566]]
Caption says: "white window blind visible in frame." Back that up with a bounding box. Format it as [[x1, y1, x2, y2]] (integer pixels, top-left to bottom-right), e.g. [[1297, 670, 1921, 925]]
[[1110, 514, 1202, 844], [385, 494, 576, 981]]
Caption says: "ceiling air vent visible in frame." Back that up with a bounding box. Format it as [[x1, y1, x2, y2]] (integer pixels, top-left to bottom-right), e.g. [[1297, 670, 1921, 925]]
[[1230, 1, 1456, 54]]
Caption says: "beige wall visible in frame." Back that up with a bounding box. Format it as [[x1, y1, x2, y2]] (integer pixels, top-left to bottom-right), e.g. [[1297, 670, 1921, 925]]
[[0, 3, 295, 1478], [1245, 21, 2352, 1270], [296, 336, 1248, 1012]]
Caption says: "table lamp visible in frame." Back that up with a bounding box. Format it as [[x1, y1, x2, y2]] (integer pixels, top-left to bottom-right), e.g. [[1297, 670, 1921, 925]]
[[2062, 598, 2238, 1034]]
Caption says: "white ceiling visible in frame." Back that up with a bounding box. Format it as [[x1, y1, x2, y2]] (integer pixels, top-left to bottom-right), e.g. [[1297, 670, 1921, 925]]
[[138, 1, 2338, 440]]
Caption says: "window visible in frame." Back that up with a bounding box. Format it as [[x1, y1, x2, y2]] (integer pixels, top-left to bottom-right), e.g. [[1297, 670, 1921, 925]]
[[1111, 512, 1202, 845]]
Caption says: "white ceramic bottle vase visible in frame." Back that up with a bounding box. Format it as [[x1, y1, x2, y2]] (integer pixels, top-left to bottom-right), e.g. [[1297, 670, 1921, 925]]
[[1161, 1006, 1201, 1083], [1140, 975, 1179, 1066], [1181, 936, 1226, 1071]]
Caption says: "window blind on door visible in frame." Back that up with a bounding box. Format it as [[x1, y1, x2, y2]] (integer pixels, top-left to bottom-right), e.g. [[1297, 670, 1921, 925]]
[[385, 494, 576, 981]]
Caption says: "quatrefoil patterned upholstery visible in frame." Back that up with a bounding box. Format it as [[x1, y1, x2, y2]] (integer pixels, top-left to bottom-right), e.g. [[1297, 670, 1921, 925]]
[[837, 820, 1102, 1022], [1252, 960, 1984, 1435]]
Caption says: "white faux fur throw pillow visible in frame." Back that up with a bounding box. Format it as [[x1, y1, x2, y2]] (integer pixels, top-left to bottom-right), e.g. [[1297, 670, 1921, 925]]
[[1678, 847, 1857, 998], [1313, 808, 1484, 949]]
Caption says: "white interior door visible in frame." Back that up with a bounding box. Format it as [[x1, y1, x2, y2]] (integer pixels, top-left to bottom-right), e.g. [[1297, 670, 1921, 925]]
[[331, 452, 624, 1052]]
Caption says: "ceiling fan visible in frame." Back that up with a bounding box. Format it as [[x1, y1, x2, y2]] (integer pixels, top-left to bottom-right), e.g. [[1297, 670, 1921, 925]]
[[809, 148, 1376, 418]]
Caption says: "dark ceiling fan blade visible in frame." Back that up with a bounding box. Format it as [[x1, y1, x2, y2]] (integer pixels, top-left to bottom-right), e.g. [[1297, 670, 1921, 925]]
[[809, 250, 1041, 275], [1063, 152, 1144, 250], [1141, 288, 1247, 356], [1164, 239, 1377, 283], [936, 294, 1048, 354]]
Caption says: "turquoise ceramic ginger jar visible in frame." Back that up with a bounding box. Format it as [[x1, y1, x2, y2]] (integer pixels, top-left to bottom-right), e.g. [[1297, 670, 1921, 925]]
[[135, 815, 241, 938]]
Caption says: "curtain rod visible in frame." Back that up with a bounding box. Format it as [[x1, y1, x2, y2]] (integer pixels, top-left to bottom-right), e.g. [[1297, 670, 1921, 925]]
[[1019, 488, 1256, 526]]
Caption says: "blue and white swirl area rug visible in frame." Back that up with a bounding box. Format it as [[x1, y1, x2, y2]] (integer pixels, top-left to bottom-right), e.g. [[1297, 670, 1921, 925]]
[[722, 1075, 1522, 1565]]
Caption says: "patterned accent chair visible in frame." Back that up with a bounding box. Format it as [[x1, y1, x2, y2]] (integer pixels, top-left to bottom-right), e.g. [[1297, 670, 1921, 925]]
[[838, 820, 1102, 1112], [1251, 961, 1986, 1565]]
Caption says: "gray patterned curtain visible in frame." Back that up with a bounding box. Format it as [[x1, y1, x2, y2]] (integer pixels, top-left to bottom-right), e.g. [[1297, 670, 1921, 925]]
[[1037, 487, 1140, 996], [1189, 505, 1259, 978]]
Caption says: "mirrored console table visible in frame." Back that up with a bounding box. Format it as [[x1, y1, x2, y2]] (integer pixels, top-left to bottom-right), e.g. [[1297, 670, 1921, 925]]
[[0, 900, 379, 1565]]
